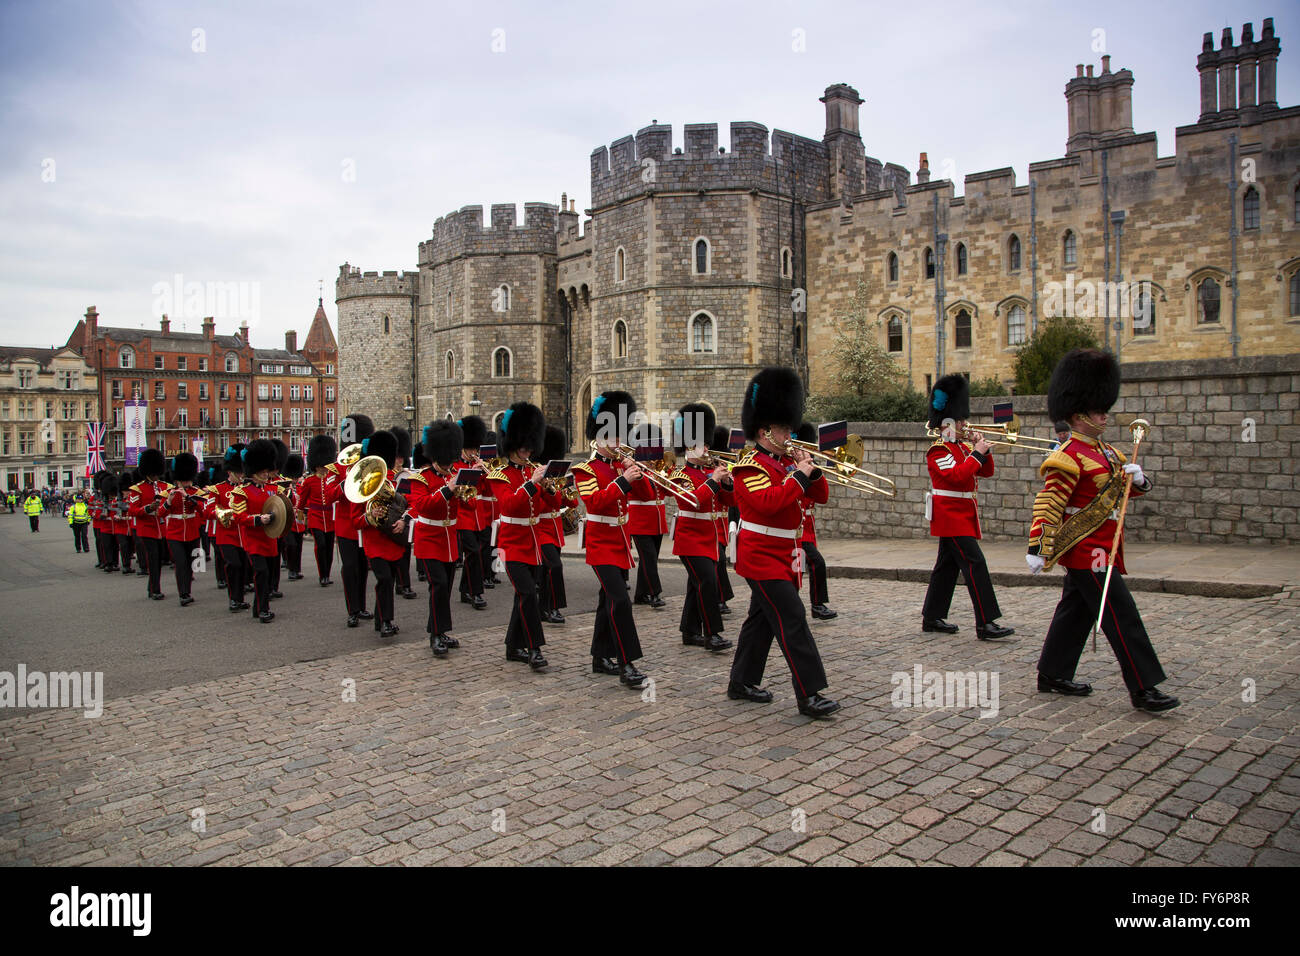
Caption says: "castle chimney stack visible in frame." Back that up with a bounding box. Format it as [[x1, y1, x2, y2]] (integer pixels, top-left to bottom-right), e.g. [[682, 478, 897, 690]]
[[1258, 18, 1280, 108], [1198, 32, 1219, 119], [285, 330, 297, 353], [84, 306, 98, 351], [240, 319, 249, 346], [916, 152, 930, 184], [1239, 22, 1258, 113], [1218, 27, 1238, 116]]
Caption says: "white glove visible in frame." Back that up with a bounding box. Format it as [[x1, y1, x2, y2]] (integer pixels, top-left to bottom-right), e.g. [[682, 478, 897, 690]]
[[1123, 462, 1146, 486], [1025, 554, 1045, 574]]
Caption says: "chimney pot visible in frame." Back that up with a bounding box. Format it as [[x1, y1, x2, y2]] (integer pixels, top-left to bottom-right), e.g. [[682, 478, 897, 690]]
[[160, 314, 170, 334], [1242, 22, 1253, 43], [1086, 64, 1094, 77], [1222, 27, 1233, 48], [1101, 55, 1111, 74], [1203, 31, 1215, 53], [1076, 63, 1085, 77], [1262, 18, 1274, 40]]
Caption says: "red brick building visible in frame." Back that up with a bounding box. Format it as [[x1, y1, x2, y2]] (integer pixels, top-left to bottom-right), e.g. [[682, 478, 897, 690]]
[[65, 300, 338, 465]]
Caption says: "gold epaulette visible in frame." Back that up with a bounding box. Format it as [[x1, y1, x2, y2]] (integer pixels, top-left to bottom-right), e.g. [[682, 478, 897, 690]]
[[733, 450, 759, 469], [1039, 448, 1081, 480], [486, 468, 508, 482], [409, 471, 429, 487], [571, 461, 595, 478]]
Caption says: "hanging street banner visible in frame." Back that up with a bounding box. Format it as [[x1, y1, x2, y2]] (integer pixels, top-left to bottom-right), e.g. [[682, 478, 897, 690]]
[[124, 399, 148, 467]]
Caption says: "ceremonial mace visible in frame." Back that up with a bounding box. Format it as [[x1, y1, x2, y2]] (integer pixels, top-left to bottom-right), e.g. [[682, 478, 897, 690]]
[[1091, 418, 1151, 649]]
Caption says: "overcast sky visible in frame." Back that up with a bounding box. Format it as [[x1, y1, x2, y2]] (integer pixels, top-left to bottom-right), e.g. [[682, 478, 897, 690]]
[[0, 0, 1293, 349]]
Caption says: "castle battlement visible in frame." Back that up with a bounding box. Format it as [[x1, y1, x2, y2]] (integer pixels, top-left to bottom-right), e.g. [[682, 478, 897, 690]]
[[418, 202, 559, 266], [335, 264, 416, 300]]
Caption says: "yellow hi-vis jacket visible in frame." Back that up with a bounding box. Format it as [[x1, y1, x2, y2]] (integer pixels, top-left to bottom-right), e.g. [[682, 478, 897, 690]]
[[69, 501, 89, 524], [23, 496, 42, 516]]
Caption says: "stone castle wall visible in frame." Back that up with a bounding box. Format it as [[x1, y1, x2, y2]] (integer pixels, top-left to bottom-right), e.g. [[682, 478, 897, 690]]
[[335, 266, 415, 430]]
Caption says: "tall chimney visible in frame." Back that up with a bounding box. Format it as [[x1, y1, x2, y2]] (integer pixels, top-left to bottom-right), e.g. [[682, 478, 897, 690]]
[[916, 152, 930, 184], [160, 314, 170, 335], [1238, 23, 1257, 113], [239, 320, 249, 346], [202, 316, 215, 340], [84, 306, 99, 351], [285, 330, 297, 353], [1198, 32, 1219, 119], [1218, 27, 1238, 117], [1258, 18, 1280, 109]]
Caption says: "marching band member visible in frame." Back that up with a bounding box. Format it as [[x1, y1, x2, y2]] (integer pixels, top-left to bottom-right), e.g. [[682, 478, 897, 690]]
[[481, 428, 502, 590], [327, 414, 374, 628], [358, 430, 405, 638], [206, 446, 250, 612], [629, 423, 669, 610], [112, 473, 134, 574], [670, 403, 732, 652], [282, 454, 307, 581], [229, 439, 281, 624], [486, 403, 549, 671], [301, 435, 337, 587], [727, 367, 840, 719], [710, 426, 735, 614], [1028, 349, 1179, 712], [390, 426, 418, 601], [90, 471, 112, 567], [266, 439, 291, 599], [203, 461, 226, 591], [536, 425, 569, 625], [158, 452, 209, 607], [793, 422, 836, 622], [127, 449, 171, 601], [408, 421, 468, 657], [573, 391, 651, 689], [454, 415, 490, 610], [920, 374, 1014, 640]]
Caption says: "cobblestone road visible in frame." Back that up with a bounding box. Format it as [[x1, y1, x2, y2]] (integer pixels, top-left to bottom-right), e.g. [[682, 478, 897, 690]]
[[1, 578, 1297, 866]]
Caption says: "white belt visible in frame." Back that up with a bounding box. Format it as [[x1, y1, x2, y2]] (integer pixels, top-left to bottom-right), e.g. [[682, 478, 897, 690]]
[[1065, 506, 1119, 520], [499, 515, 538, 526], [536, 511, 559, 520], [414, 516, 456, 527], [738, 519, 800, 540], [585, 513, 628, 526], [627, 499, 660, 507], [478, 496, 497, 503], [676, 510, 713, 521], [931, 489, 976, 500]]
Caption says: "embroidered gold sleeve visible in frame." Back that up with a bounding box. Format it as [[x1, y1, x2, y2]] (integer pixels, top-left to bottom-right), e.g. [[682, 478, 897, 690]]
[[1029, 456, 1079, 558]]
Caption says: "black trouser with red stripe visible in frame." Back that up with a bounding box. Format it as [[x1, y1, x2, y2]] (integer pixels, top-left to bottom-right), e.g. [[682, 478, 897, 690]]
[[591, 564, 643, 664], [418, 558, 456, 636], [116, 534, 133, 571], [396, 541, 412, 592], [504, 561, 545, 653], [337, 536, 368, 616], [369, 555, 398, 627], [168, 538, 198, 599], [539, 543, 566, 613], [457, 529, 484, 597], [730, 578, 828, 699], [249, 553, 272, 616], [922, 535, 1001, 626], [632, 534, 663, 600], [479, 528, 495, 582], [717, 541, 734, 602], [680, 553, 724, 639], [1039, 568, 1166, 694], [282, 529, 302, 575], [311, 528, 334, 580], [220, 543, 247, 602], [141, 537, 164, 596], [802, 541, 829, 606]]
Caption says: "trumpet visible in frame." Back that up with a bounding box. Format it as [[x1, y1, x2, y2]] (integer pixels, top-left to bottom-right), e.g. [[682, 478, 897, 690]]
[[781, 432, 897, 497], [925, 415, 1058, 451], [593, 442, 700, 509]]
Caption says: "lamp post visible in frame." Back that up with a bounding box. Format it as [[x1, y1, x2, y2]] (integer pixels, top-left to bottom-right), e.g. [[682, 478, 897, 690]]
[[1111, 209, 1126, 363]]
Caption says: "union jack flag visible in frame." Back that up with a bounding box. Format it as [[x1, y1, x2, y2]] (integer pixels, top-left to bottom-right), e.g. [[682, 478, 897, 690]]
[[86, 422, 106, 476]]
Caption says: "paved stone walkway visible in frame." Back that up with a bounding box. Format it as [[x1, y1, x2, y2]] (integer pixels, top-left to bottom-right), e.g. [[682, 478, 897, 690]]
[[1, 578, 1297, 866]]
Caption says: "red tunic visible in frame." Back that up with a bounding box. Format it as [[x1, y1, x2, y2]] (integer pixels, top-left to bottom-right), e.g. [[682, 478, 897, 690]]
[[295, 473, 333, 532], [160, 485, 209, 542], [325, 463, 365, 545], [626, 481, 668, 536], [359, 468, 405, 562], [111, 499, 132, 536], [534, 485, 567, 549], [1029, 432, 1146, 574], [926, 439, 993, 539], [572, 455, 650, 570], [670, 463, 727, 559], [732, 448, 826, 583], [231, 482, 279, 557], [486, 461, 543, 565], [408, 468, 459, 562], [127, 479, 171, 539]]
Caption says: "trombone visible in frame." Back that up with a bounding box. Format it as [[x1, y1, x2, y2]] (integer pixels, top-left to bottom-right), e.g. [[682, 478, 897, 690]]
[[925, 414, 1058, 451], [783, 433, 897, 497], [593, 442, 700, 509]]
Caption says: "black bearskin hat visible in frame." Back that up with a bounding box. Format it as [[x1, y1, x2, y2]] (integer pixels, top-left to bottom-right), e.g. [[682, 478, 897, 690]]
[[341, 413, 374, 446], [501, 402, 546, 457], [101, 475, 119, 498], [586, 390, 637, 443], [242, 438, 278, 475], [674, 403, 716, 452], [366, 430, 398, 469], [203, 460, 226, 487], [391, 426, 412, 465], [171, 452, 199, 482], [306, 434, 337, 471], [741, 367, 803, 439], [138, 447, 165, 478], [422, 420, 464, 468], [1048, 348, 1121, 423], [927, 374, 970, 429], [541, 425, 567, 464], [224, 443, 246, 476], [283, 454, 305, 480], [271, 439, 290, 474], [412, 441, 429, 468], [794, 421, 816, 445], [457, 415, 487, 451], [710, 426, 730, 453], [92, 469, 111, 492]]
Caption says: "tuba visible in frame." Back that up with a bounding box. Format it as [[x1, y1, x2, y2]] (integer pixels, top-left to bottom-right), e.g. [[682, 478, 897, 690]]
[[559, 481, 583, 535], [345, 455, 407, 543]]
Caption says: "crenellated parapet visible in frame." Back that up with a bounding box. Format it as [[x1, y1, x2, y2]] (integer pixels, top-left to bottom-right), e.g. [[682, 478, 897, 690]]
[[418, 202, 559, 266]]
